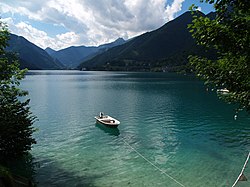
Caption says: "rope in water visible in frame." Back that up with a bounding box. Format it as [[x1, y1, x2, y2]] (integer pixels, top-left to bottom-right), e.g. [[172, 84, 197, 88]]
[[121, 138, 186, 187], [232, 152, 250, 187]]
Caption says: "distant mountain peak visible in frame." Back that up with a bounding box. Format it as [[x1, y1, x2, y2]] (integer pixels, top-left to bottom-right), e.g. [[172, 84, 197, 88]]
[[78, 11, 215, 71], [7, 33, 64, 70], [114, 37, 125, 42], [98, 37, 126, 49], [45, 47, 56, 55], [45, 37, 127, 68]]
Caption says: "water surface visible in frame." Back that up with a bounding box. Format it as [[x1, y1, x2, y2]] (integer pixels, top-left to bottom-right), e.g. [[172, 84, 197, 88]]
[[20, 71, 249, 187]]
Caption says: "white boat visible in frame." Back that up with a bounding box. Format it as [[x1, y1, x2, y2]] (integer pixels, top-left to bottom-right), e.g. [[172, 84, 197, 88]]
[[217, 88, 230, 94], [95, 112, 120, 127]]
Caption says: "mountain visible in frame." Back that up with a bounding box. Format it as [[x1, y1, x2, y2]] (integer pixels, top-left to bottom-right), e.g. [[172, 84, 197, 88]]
[[48, 46, 98, 69], [6, 34, 64, 70], [45, 47, 56, 55], [47, 38, 126, 68], [78, 11, 212, 71], [98, 38, 126, 49], [206, 12, 216, 19], [79, 38, 127, 64]]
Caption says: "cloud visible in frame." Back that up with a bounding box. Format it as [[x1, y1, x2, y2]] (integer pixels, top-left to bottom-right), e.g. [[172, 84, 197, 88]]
[[0, 0, 186, 50], [197, 6, 202, 11], [56, 32, 80, 46], [165, 0, 185, 21], [4, 18, 80, 50]]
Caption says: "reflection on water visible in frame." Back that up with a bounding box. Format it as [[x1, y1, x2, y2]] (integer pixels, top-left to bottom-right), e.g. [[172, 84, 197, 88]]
[[95, 123, 120, 136], [18, 71, 250, 187]]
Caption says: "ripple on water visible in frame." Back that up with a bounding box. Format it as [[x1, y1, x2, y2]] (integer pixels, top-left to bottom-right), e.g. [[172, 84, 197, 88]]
[[20, 71, 250, 187]]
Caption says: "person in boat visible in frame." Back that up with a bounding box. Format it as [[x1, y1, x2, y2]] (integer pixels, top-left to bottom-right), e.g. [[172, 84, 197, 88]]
[[99, 112, 104, 118]]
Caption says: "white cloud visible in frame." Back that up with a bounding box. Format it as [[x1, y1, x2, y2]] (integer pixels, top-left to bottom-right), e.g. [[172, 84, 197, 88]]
[[56, 32, 80, 46], [0, 0, 186, 50], [3, 18, 79, 50], [165, 0, 185, 21]]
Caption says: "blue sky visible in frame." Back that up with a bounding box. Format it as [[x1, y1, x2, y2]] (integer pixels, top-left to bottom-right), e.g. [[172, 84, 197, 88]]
[[0, 0, 214, 50]]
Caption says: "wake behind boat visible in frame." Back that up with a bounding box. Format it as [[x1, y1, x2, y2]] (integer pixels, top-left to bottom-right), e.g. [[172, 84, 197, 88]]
[[95, 112, 120, 127]]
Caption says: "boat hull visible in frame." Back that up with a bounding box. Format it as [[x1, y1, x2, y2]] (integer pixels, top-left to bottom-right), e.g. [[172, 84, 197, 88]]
[[95, 115, 120, 128]]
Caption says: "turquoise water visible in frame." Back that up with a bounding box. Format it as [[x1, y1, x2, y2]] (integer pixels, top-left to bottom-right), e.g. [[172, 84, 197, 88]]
[[20, 71, 249, 187]]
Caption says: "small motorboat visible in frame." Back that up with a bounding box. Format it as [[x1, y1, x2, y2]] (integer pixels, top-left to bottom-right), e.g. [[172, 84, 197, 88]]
[[95, 112, 120, 127], [217, 88, 230, 94]]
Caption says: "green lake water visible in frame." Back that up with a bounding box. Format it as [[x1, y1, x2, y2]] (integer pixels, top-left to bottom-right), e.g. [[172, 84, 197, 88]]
[[19, 70, 249, 187]]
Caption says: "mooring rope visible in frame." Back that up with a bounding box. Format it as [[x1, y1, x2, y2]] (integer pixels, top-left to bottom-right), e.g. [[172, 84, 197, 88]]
[[232, 152, 250, 187], [121, 138, 186, 187]]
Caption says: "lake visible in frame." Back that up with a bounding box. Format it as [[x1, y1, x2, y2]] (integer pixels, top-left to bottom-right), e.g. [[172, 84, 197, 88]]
[[19, 70, 249, 187]]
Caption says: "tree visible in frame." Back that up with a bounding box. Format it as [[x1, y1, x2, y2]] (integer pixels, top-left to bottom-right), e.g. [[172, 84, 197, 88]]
[[188, 0, 250, 113], [0, 21, 36, 159]]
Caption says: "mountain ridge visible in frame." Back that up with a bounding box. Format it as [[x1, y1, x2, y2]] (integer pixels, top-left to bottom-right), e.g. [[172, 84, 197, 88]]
[[46, 38, 126, 68], [6, 34, 64, 70], [78, 11, 215, 71], [6, 11, 215, 71]]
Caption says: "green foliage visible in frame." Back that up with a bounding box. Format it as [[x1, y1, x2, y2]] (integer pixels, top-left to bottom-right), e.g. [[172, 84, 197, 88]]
[[0, 165, 15, 186], [0, 21, 36, 159], [188, 0, 250, 112]]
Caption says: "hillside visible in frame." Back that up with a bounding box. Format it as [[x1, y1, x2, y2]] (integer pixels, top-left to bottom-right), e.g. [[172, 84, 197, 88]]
[[6, 34, 64, 70], [47, 38, 126, 68], [45, 47, 56, 55], [79, 11, 213, 71]]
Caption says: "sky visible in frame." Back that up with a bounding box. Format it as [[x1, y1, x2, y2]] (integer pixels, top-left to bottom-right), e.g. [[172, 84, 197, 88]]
[[0, 0, 214, 50]]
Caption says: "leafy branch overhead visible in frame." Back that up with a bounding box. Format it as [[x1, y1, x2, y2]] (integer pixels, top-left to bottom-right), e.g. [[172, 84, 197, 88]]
[[188, 0, 250, 113], [0, 21, 36, 159]]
